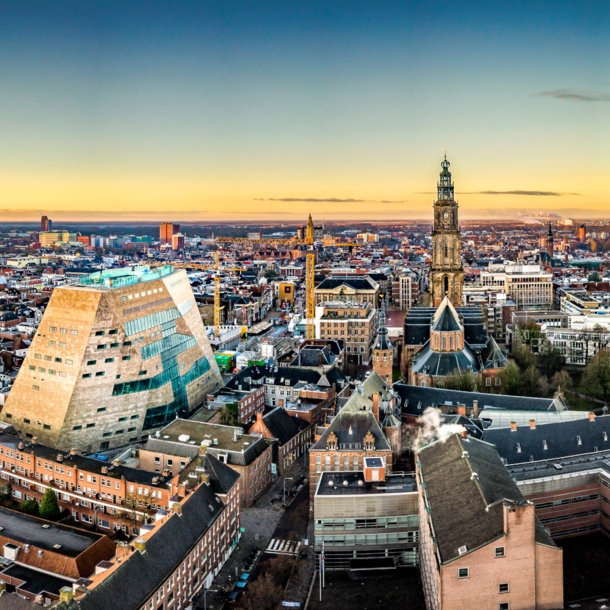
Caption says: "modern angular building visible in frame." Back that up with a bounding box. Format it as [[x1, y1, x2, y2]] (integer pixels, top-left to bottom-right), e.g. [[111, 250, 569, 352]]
[[1, 265, 223, 452]]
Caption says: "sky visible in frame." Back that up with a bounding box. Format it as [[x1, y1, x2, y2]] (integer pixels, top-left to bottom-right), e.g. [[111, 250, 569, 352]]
[[0, 0, 608, 222]]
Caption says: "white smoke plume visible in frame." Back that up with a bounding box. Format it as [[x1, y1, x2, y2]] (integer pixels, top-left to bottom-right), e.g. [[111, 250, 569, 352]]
[[411, 407, 466, 452]]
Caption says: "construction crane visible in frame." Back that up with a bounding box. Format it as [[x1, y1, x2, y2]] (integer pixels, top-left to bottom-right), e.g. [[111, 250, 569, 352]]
[[217, 214, 318, 339]]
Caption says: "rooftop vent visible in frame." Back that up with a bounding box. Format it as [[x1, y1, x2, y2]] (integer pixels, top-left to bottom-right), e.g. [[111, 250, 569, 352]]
[[458, 545, 467, 555], [178, 434, 190, 443], [41, 524, 50, 529], [470, 472, 478, 480], [53, 544, 62, 550], [357, 480, 364, 486], [543, 441, 548, 450], [516, 443, 521, 453], [577, 435, 582, 446], [343, 480, 348, 487], [328, 480, 334, 487]]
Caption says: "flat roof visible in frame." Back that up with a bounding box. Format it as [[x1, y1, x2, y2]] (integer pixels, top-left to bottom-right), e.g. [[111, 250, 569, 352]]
[[73, 264, 177, 290], [0, 507, 104, 557], [316, 472, 417, 496], [1, 563, 72, 596]]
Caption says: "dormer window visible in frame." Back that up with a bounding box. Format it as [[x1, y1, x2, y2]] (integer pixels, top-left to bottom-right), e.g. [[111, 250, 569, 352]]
[[363, 431, 375, 451], [326, 432, 338, 451]]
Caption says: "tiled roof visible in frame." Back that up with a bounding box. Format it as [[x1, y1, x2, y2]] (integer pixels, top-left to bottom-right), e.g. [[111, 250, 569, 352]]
[[262, 407, 301, 445], [418, 433, 555, 564], [78, 483, 229, 610]]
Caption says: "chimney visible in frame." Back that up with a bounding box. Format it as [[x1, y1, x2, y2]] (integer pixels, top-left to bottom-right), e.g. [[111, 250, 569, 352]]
[[31, 437, 37, 445], [372, 393, 380, 421], [59, 587, 74, 603], [69, 448, 77, 456], [56, 453, 63, 462], [112, 459, 120, 467], [256, 411, 263, 423], [200, 473, 210, 485], [133, 538, 146, 553], [529, 419, 536, 430], [460, 429, 468, 439], [510, 422, 517, 432], [172, 502, 183, 515], [101, 466, 108, 475], [473, 400, 479, 418], [457, 405, 466, 417], [588, 412, 596, 421]]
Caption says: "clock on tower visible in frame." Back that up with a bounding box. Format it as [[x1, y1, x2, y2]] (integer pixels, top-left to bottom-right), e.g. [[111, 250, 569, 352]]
[[429, 155, 463, 307]]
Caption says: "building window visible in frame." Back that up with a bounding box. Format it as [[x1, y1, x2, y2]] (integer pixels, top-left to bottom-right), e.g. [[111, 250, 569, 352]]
[[499, 603, 509, 610], [97, 345, 107, 350], [86, 423, 95, 428], [122, 355, 131, 361], [495, 546, 505, 558], [82, 374, 92, 379], [97, 407, 106, 413], [73, 425, 82, 431], [87, 360, 97, 366], [458, 568, 469, 579], [95, 372, 105, 377], [43, 424, 50, 430], [105, 358, 115, 363], [498, 583, 509, 593], [95, 331, 105, 336]]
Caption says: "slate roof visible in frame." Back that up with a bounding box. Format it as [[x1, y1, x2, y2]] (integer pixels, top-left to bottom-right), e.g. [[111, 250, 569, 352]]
[[343, 371, 392, 413], [262, 407, 301, 445], [2, 564, 71, 597], [431, 297, 463, 332], [404, 307, 488, 349], [394, 384, 564, 414], [78, 482, 228, 610], [197, 453, 241, 496], [316, 277, 378, 292], [483, 415, 610, 464], [410, 339, 480, 376], [481, 336, 508, 370], [312, 410, 391, 452], [418, 433, 556, 564]]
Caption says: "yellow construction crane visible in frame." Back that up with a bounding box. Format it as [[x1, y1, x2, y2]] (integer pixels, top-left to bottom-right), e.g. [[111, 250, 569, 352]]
[[217, 214, 318, 339]]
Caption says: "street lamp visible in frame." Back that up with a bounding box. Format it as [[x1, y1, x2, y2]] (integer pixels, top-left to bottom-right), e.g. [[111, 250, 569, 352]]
[[203, 589, 218, 610], [283, 477, 294, 506]]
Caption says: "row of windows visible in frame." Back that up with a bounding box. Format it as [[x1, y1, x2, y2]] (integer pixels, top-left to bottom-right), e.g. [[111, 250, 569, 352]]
[[535, 493, 600, 510], [33, 354, 73, 365], [48, 326, 78, 335]]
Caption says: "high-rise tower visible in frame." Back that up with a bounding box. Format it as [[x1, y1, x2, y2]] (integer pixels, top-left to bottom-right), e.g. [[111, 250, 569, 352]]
[[429, 156, 463, 307], [372, 308, 393, 383], [546, 222, 554, 259]]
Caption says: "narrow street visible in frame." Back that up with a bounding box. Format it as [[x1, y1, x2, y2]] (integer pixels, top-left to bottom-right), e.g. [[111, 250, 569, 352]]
[[194, 456, 309, 609]]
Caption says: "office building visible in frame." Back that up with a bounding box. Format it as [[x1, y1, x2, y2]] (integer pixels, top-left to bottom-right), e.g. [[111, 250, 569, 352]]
[[481, 264, 553, 310], [172, 233, 185, 251], [40, 215, 51, 232], [160, 223, 180, 246], [1, 265, 223, 452]]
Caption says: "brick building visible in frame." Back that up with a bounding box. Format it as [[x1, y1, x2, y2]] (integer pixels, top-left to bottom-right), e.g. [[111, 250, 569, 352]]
[[139, 419, 273, 507], [206, 384, 265, 425], [417, 433, 563, 610], [0, 432, 177, 536]]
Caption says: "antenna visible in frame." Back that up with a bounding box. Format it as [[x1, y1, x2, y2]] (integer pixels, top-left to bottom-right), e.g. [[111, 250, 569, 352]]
[[444, 147, 447, 160]]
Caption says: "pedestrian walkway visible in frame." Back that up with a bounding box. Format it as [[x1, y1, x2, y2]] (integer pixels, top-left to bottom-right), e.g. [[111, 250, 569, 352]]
[[193, 457, 309, 609]]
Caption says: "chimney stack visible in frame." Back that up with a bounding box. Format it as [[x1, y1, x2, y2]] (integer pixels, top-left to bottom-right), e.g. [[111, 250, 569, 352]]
[[133, 538, 146, 553], [457, 405, 466, 417], [461, 429, 468, 439], [529, 419, 536, 430], [69, 448, 77, 456], [101, 466, 108, 475], [510, 421, 517, 432], [59, 587, 74, 603], [588, 412, 596, 422], [372, 393, 380, 421], [473, 400, 479, 418], [112, 460, 120, 467]]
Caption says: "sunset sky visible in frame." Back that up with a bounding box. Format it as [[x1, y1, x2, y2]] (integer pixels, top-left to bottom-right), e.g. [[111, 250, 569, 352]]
[[0, 0, 608, 221]]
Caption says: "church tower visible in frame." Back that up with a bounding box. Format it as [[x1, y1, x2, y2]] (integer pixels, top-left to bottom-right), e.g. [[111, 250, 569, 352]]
[[372, 309, 393, 383], [546, 222, 554, 260], [430, 155, 463, 307]]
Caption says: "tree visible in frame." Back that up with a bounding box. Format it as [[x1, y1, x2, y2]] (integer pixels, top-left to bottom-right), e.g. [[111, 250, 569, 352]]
[[219, 403, 239, 426], [511, 343, 535, 370], [518, 323, 541, 348], [240, 572, 283, 610], [441, 371, 478, 392], [589, 271, 601, 282], [19, 499, 39, 516], [39, 488, 60, 520], [583, 349, 610, 405], [551, 370, 573, 393], [538, 342, 566, 377], [500, 361, 522, 396], [521, 365, 542, 397]]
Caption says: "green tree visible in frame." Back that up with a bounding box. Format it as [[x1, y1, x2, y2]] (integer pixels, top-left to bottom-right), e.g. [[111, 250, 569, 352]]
[[39, 488, 60, 521], [518, 323, 541, 348], [219, 403, 239, 426], [522, 365, 542, 397], [539, 342, 566, 377], [511, 343, 535, 370], [500, 361, 523, 396], [441, 371, 478, 392], [589, 271, 601, 282], [19, 499, 39, 516], [583, 349, 610, 405]]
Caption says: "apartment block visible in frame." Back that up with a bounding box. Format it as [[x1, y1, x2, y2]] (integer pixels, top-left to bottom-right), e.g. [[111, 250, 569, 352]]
[[139, 419, 273, 507], [0, 432, 180, 536], [1, 265, 223, 452]]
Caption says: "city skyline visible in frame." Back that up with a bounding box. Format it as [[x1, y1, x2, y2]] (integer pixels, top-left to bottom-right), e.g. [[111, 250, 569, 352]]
[[1, 0, 608, 221]]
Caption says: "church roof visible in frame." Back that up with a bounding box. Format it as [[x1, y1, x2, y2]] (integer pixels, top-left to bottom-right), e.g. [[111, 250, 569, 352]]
[[482, 336, 508, 370], [411, 339, 481, 376], [431, 297, 463, 332]]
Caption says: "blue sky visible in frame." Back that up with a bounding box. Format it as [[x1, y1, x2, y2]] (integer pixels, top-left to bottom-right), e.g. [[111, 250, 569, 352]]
[[0, 0, 608, 220]]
